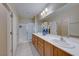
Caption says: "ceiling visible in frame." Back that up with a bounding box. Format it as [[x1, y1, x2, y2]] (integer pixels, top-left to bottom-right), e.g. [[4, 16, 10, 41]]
[[9, 3, 47, 19]]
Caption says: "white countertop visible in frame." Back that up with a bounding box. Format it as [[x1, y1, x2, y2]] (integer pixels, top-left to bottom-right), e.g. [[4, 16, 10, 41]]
[[33, 33, 79, 56]]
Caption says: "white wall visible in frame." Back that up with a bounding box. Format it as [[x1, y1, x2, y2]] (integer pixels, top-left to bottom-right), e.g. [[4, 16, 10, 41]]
[[0, 4, 8, 56]]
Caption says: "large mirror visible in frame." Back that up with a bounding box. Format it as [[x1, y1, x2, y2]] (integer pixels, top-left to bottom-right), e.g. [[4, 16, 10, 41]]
[[68, 17, 79, 37]]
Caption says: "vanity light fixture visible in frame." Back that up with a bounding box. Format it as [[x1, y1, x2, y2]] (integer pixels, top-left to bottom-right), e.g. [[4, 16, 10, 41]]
[[41, 8, 48, 16], [41, 11, 45, 16]]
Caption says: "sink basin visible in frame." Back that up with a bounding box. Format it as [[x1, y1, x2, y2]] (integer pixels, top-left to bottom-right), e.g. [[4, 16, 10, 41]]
[[44, 35, 60, 40], [53, 39, 75, 48]]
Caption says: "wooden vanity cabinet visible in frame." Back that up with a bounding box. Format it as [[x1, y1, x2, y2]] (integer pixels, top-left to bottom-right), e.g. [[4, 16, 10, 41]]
[[32, 34, 72, 56]]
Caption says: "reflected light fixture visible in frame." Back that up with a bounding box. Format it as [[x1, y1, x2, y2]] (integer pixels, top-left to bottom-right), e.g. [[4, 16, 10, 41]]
[[41, 13, 43, 15], [45, 8, 48, 12]]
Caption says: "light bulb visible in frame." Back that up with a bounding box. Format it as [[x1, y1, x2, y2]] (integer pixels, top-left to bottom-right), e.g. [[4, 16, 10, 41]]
[[45, 8, 48, 12], [41, 13, 43, 15]]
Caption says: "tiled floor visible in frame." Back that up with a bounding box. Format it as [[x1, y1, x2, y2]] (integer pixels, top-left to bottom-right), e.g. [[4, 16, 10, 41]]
[[15, 42, 40, 56]]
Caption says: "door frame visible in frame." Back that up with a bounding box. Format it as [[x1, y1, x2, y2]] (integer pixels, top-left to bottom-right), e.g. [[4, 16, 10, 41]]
[[3, 3, 13, 56], [7, 11, 13, 56], [10, 12, 13, 56]]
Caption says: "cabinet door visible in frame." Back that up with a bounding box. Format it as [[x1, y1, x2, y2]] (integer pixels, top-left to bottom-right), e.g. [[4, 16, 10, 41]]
[[38, 42, 44, 56], [34, 36, 37, 48], [44, 42, 51, 56], [50, 45, 54, 56], [57, 48, 63, 56], [37, 38, 44, 56], [53, 46, 58, 56]]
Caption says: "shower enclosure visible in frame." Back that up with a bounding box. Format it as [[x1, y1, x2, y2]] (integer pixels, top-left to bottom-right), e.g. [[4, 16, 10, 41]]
[[18, 23, 35, 43]]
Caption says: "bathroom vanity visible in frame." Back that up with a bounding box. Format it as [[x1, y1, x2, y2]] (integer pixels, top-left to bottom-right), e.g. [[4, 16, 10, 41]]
[[32, 33, 79, 56]]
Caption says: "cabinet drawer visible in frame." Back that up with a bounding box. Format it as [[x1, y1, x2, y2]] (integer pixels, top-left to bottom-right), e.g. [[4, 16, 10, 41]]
[[38, 37, 44, 43]]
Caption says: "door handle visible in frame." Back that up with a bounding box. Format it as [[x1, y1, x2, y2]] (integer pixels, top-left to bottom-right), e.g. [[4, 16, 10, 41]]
[[10, 32, 13, 35]]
